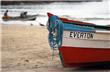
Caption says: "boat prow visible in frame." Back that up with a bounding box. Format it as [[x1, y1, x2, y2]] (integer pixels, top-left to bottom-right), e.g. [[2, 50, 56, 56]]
[[47, 13, 110, 67]]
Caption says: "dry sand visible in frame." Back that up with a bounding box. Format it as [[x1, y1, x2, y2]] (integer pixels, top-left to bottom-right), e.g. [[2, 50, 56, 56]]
[[1, 24, 69, 72], [1, 24, 110, 72]]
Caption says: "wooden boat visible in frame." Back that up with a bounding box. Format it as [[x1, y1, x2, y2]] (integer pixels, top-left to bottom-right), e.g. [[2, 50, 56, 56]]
[[2, 14, 37, 21], [47, 13, 110, 67]]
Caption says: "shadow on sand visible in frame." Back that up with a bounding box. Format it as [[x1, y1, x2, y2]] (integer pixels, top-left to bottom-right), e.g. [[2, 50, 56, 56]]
[[73, 62, 110, 71]]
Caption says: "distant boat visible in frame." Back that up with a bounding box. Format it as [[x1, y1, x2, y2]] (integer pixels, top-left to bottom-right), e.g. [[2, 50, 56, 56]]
[[2, 15, 37, 21], [47, 13, 110, 67], [2, 10, 37, 21]]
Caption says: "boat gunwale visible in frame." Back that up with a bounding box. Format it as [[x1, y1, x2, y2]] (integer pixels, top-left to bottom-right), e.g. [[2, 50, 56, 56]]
[[47, 13, 110, 30]]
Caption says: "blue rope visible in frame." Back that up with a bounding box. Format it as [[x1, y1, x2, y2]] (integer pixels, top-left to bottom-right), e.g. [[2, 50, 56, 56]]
[[47, 16, 63, 49]]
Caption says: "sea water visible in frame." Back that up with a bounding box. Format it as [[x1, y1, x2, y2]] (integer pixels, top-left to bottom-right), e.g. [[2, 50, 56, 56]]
[[0, 0, 110, 26]]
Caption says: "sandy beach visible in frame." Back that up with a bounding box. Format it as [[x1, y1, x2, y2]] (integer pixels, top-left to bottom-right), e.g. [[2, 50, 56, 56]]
[[1, 24, 70, 72], [1, 24, 110, 72]]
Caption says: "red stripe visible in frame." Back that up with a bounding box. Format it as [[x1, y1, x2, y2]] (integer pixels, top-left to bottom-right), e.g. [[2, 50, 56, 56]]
[[47, 12, 95, 25], [47, 12, 53, 18], [59, 46, 110, 67], [60, 17, 95, 25]]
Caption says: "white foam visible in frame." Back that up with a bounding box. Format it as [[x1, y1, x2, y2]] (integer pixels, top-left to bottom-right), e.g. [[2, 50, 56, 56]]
[[1, 1, 110, 25]]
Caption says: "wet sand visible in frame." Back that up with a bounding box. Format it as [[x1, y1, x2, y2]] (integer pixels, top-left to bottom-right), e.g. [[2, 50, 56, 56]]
[[1, 24, 110, 72]]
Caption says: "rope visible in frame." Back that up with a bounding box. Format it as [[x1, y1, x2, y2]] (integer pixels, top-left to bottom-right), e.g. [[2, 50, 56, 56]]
[[47, 16, 63, 49], [47, 16, 63, 60]]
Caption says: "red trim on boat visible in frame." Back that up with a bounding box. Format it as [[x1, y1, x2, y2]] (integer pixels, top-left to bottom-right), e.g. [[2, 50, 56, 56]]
[[47, 12, 53, 18], [59, 46, 110, 67], [60, 17, 95, 25], [47, 12, 95, 25]]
